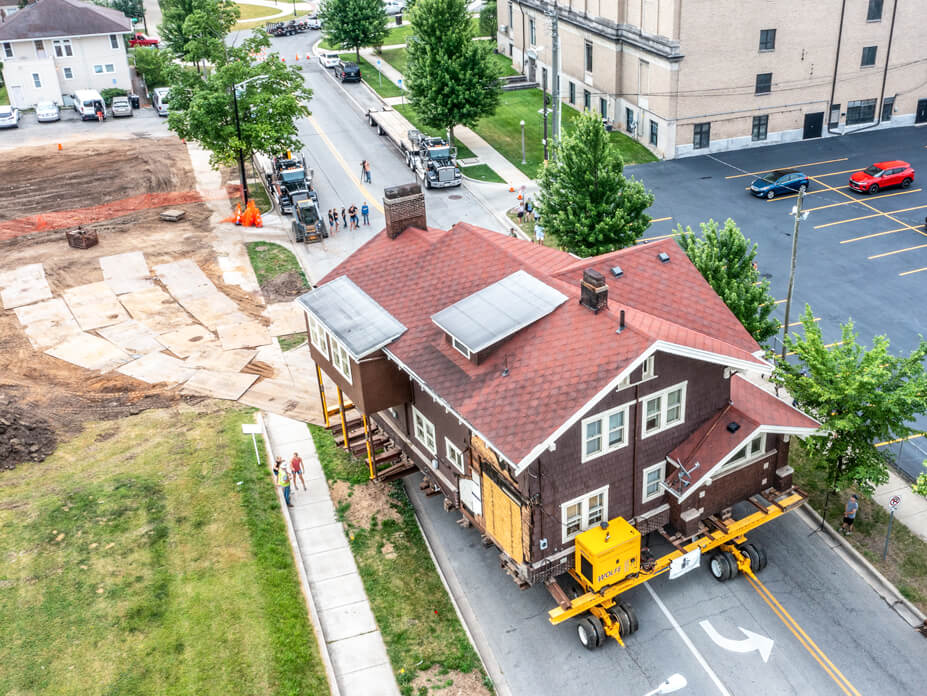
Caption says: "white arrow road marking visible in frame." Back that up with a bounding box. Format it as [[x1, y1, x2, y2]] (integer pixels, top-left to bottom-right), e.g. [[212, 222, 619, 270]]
[[700, 619, 775, 663]]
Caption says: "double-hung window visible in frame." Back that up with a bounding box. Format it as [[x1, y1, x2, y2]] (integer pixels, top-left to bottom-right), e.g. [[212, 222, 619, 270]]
[[569, 81, 576, 104], [584, 41, 593, 73], [759, 29, 776, 51], [861, 46, 877, 67], [2, 42, 12, 59], [53, 39, 73, 58], [412, 406, 437, 455], [307, 314, 328, 359], [867, 0, 883, 21], [752, 115, 769, 141], [109, 34, 120, 49], [330, 338, 352, 383], [642, 461, 666, 502], [562, 487, 608, 542], [529, 18, 536, 45], [581, 403, 631, 462], [445, 438, 465, 473], [642, 383, 686, 437], [755, 73, 772, 95]]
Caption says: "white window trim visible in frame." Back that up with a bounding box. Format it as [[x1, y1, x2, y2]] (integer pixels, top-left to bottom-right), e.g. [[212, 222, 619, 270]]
[[307, 314, 329, 359], [93, 64, 104, 74], [53, 39, 73, 58], [62, 66, 74, 80], [640, 381, 688, 438], [641, 355, 655, 380], [642, 460, 666, 503], [445, 437, 465, 474], [451, 336, 470, 359], [104, 64, 115, 73], [412, 406, 437, 455], [330, 337, 352, 384], [717, 434, 768, 476], [110, 34, 120, 49], [580, 401, 632, 463], [2, 42, 13, 59], [561, 485, 609, 543]]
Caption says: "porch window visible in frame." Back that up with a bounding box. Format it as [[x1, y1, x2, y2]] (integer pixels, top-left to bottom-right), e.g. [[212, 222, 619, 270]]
[[307, 314, 328, 359], [581, 403, 630, 462], [642, 461, 666, 502], [412, 406, 437, 455], [642, 383, 687, 437], [719, 434, 767, 473], [330, 337, 352, 383], [445, 437, 465, 473], [561, 486, 609, 542]]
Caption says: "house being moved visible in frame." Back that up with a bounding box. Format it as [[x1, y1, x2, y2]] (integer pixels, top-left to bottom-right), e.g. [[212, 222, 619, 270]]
[[298, 183, 819, 587]]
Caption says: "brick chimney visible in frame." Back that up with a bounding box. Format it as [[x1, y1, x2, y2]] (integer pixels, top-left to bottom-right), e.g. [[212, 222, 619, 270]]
[[383, 182, 427, 239], [580, 269, 608, 313]]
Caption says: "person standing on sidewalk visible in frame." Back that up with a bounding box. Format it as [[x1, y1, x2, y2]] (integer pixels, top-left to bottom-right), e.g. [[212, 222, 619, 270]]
[[290, 452, 305, 491], [276, 459, 293, 507], [341, 207, 348, 228], [361, 201, 370, 225], [363, 160, 372, 184], [841, 494, 859, 535]]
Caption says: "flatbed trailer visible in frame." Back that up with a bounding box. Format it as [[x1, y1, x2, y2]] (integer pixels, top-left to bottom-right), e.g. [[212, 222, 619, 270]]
[[547, 488, 807, 649], [366, 107, 462, 189]]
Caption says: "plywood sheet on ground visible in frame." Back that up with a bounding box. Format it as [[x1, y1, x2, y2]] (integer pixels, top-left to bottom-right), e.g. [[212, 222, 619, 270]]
[[182, 370, 258, 400], [282, 345, 322, 391], [217, 320, 273, 350], [264, 302, 306, 337], [96, 320, 165, 356], [158, 324, 217, 358], [153, 259, 247, 329], [13, 298, 82, 349], [45, 332, 131, 372], [0, 263, 52, 309], [117, 351, 196, 385], [99, 251, 152, 295], [62, 281, 129, 331], [185, 346, 256, 372], [119, 286, 191, 334], [179, 294, 247, 331], [238, 378, 325, 424]]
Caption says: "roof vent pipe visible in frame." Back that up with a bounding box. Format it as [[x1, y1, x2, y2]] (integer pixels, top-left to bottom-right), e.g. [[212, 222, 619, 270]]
[[617, 309, 625, 334]]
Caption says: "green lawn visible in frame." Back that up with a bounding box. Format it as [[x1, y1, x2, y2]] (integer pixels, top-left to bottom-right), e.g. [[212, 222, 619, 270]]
[[339, 53, 402, 98], [461, 164, 505, 183], [245, 241, 310, 288], [233, 6, 310, 31], [380, 46, 409, 76], [309, 427, 491, 696], [393, 104, 477, 160], [278, 332, 308, 352], [321, 17, 480, 50], [0, 406, 329, 695], [0, 85, 8, 105], [479, 42, 519, 76]]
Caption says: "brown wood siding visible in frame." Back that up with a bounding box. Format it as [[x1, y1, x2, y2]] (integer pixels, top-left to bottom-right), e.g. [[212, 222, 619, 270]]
[[409, 381, 470, 493], [308, 343, 411, 415]]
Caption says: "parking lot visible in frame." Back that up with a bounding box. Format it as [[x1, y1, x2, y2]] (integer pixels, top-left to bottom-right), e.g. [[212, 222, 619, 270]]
[[0, 104, 170, 150], [628, 126, 927, 477]]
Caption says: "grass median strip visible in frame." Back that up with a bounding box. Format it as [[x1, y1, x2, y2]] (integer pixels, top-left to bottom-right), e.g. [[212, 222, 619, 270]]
[[0, 405, 329, 695], [461, 164, 505, 183], [309, 426, 493, 696]]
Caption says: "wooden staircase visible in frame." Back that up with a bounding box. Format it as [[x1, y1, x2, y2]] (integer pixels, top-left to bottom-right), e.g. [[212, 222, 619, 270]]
[[325, 406, 417, 481]]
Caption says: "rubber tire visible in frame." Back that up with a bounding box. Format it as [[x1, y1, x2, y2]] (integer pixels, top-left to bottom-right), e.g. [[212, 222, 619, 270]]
[[798, 183, 808, 193], [425, 176, 432, 189], [741, 543, 761, 572], [620, 601, 639, 635], [755, 544, 768, 572], [367, 114, 373, 126], [588, 615, 604, 647], [902, 177, 912, 188], [609, 606, 631, 639], [868, 184, 879, 194], [722, 550, 739, 579], [577, 617, 601, 650], [710, 552, 732, 581], [766, 190, 775, 200], [377, 124, 384, 136]]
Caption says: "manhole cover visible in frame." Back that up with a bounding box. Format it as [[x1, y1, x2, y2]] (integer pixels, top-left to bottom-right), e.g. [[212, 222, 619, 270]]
[[449, 195, 463, 200]]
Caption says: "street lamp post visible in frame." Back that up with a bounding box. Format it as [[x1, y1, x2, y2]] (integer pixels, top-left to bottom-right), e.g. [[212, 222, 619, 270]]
[[520, 120, 526, 164]]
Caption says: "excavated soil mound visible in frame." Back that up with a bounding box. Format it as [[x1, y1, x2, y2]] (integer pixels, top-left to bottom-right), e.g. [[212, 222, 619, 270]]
[[260, 270, 310, 304], [0, 399, 57, 471]]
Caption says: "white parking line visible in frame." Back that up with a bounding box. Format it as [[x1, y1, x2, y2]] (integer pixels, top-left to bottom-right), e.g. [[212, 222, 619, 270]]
[[645, 583, 732, 696]]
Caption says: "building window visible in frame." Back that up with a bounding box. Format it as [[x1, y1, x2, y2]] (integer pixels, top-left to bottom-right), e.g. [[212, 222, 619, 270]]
[[412, 406, 437, 455], [759, 29, 776, 51], [34, 40, 46, 57], [752, 115, 769, 141], [583, 89, 590, 110], [451, 336, 470, 359], [641, 355, 655, 380], [755, 73, 772, 95], [642, 383, 687, 437], [846, 99, 876, 125], [568, 81, 575, 104], [307, 314, 329, 359], [649, 120, 658, 146], [693, 123, 710, 149], [720, 434, 767, 473], [529, 18, 535, 45], [561, 486, 608, 542], [581, 403, 631, 462], [861, 46, 877, 67], [330, 338, 352, 383], [2, 42, 14, 59], [445, 438, 465, 473], [507, 1, 513, 28], [642, 461, 666, 503], [105, 64, 115, 73], [599, 97, 607, 119], [881, 96, 895, 121], [31, 73, 41, 88], [63, 67, 74, 80], [867, 0, 883, 21], [829, 103, 841, 126], [93, 65, 104, 74], [584, 41, 593, 72], [53, 39, 73, 58], [110, 34, 119, 49], [625, 107, 634, 132]]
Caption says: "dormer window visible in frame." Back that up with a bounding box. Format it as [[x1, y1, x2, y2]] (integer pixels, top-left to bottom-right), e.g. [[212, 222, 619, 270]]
[[451, 336, 470, 359]]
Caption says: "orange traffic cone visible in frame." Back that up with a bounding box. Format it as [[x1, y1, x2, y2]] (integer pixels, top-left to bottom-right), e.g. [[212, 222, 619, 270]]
[[57, 143, 63, 151], [509, 186, 515, 192], [254, 211, 263, 228], [295, 53, 300, 61], [234, 203, 243, 225], [517, 194, 523, 200]]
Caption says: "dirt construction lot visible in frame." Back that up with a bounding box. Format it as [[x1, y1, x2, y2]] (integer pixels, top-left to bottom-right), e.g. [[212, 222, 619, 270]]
[[0, 137, 264, 468]]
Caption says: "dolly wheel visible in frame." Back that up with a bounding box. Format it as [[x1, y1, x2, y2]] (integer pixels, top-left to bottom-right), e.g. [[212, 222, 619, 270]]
[[741, 543, 761, 572], [709, 552, 732, 581], [755, 544, 768, 572], [612, 605, 632, 638], [577, 617, 601, 650], [722, 550, 739, 579], [620, 601, 640, 635]]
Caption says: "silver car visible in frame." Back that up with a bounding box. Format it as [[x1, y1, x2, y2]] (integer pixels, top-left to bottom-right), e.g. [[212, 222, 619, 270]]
[[111, 96, 133, 117], [0, 105, 21, 128], [35, 101, 60, 122]]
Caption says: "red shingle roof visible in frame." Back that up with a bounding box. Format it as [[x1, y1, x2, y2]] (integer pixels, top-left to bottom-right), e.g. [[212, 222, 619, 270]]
[[318, 224, 768, 466]]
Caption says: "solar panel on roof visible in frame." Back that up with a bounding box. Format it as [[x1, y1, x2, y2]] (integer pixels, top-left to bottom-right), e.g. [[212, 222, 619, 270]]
[[431, 270, 567, 353], [296, 276, 406, 358]]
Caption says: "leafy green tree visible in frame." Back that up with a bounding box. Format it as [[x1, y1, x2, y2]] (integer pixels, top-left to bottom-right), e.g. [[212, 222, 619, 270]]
[[537, 112, 653, 255], [676, 218, 779, 343], [774, 307, 927, 504], [318, 0, 389, 61], [134, 45, 172, 88], [181, 0, 241, 65], [913, 464, 927, 497], [159, 0, 197, 56], [108, 0, 144, 21], [479, 0, 497, 36], [165, 33, 312, 169], [406, 0, 501, 144]]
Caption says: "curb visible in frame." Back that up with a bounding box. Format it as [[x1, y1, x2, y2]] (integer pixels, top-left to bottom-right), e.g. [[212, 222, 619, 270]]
[[256, 412, 343, 696], [795, 504, 926, 628]]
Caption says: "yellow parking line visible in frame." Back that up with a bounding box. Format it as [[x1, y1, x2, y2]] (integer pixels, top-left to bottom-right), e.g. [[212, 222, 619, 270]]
[[651, 216, 673, 223], [789, 317, 820, 327], [869, 243, 927, 259], [725, 157, 848, 179], [813, 203, 927, 229], [805, 188, 921, 213], [812, 167, 866, 178], [760, 188, 829, 200], [876, 432, 925, 447], [807, 172, 927, 237], [840, 227, 908, 244], [306, 114, 384, 213], [900, 266, 927, 276]]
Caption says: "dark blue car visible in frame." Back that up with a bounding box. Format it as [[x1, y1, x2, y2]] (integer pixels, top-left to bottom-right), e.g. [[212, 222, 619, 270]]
[[749, 170, 810, 199]]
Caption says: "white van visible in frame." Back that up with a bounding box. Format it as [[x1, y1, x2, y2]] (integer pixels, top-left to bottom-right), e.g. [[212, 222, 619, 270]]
[[152, 87, 170, 117], [72, 89, 105, 121]]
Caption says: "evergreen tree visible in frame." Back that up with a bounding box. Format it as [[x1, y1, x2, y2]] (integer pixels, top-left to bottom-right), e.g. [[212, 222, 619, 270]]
[[537, 112, 653, 255], [318, 0, 389, 62], [677, 218, 779, 343]]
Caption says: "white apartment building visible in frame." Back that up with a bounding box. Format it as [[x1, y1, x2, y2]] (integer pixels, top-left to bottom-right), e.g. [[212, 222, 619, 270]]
[[499, 0, 926, 158]]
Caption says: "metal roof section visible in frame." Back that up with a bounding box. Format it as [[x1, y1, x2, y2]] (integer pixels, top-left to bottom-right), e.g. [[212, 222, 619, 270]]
[[297, 276, 406, 358], [431, 270, 568, 353]]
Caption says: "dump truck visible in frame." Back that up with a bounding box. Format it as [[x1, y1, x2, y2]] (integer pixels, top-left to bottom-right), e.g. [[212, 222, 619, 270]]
[[254, 152, 316, 215], [366, 108, 462, 189], [546, 488, 807, 650], [291, 199, 327, 243]]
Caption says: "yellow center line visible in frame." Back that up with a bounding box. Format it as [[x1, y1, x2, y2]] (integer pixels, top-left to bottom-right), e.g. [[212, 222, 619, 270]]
[[813, 203, 927, 229], [805, 188, 921, 213], [651, 216, 673, 223], [725, 157, 848, 179], [306, 114, 384, 213], [840, 226, 909, 244], [746, 572, 861, 696], [787, 340, 843, 356], [868, 242, 927, 260], [875, 432, 926, 447], [638, 231, 680, 243], [900, 266, 927, 276]]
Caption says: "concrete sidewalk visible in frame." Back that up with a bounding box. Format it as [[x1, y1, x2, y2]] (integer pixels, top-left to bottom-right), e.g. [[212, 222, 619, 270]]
[[261, 412, 400, 696], [873, 468, 927, 543]]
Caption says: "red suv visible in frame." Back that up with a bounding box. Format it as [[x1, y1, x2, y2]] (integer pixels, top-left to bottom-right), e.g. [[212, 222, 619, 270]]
[[848, 160, 915, 194]]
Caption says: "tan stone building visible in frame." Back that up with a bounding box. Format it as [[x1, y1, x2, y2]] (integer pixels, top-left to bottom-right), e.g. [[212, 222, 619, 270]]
[[498, 0, 926, 159]]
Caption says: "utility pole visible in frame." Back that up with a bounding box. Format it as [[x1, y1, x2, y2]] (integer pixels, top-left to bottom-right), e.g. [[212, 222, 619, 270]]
[[231, 86, 250, 205], [549, 2, 560, 142], [780, 188, 807, 363]]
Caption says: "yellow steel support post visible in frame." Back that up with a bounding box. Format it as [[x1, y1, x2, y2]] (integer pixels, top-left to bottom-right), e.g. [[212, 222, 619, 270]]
[[336, 386, 348, 450], [362, 414, 375, 480], [316, 365, 330, 428]]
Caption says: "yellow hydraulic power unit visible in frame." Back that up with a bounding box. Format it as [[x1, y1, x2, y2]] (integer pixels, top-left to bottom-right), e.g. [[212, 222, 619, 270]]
[[575, 518, 641, 592]]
